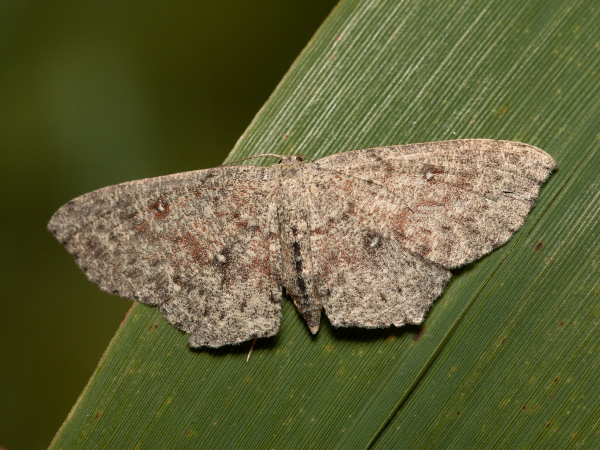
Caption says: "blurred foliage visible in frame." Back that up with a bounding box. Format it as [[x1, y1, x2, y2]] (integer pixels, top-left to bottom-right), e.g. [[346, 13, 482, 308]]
[[0, 2, 337, 449], [48, 0, 600, 449]]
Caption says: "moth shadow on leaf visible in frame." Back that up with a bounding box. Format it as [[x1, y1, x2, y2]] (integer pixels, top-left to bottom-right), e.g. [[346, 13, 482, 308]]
[[192, 334, 279, 358], [328, 322, 426, 343], [284, 293, 412, 344]]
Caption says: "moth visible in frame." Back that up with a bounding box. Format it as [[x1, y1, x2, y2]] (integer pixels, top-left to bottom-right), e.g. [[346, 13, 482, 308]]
[[48, 139, 555, 348]]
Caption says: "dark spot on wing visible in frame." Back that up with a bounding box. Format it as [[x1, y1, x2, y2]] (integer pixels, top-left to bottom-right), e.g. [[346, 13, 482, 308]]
[[149, 272, 171, 299], [151, 197, 170, 219], [292, 241, 302, 258], [363, 230, 383, 250], [211, 246, 233, 288], [245, 225, 260, 234], [417, 244, 431, 257], [123, 267, 141, 281], [292, 241, 306, 282], [427, 164, 444, 175], [424, 164, 444, 184], [347, 201, 356, 215], [83, 235, 108, 261], [212, 246, 232, 269], [297, 277, 307, 295]]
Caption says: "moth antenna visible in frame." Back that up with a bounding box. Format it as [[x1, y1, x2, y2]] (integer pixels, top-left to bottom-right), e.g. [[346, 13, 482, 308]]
[[221, 154, 289, 166], [294, 154, 315, 162]]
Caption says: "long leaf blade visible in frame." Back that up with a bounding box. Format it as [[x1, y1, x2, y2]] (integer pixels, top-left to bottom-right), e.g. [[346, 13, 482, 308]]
[[50, 0, 600, 448]]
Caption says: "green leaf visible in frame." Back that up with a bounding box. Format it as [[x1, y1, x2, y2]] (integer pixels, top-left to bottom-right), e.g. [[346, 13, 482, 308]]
[[50, 0, 600, 448]]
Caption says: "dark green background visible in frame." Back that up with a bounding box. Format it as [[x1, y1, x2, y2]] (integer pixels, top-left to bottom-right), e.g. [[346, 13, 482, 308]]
[[0, 2, 338, 449]]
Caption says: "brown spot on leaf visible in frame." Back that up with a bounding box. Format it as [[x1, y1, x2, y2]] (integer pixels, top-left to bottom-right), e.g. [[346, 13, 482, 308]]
[[498, 104, 510, 118], [535, 241, 543, 251]]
